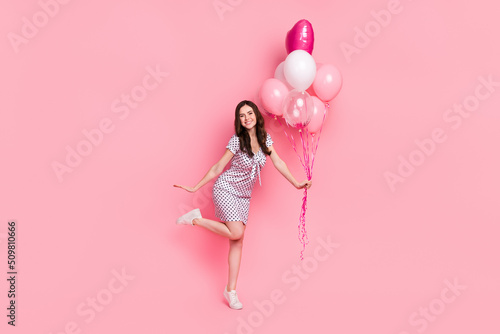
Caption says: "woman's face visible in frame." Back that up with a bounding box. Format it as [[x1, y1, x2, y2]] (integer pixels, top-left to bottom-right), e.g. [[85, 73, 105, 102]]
[[239, 104, 257, 130]]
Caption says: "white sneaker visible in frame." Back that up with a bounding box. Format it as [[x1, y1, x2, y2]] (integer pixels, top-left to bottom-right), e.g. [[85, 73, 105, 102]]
[[176, 208, 201, 226], [223, 286, 243, 310]]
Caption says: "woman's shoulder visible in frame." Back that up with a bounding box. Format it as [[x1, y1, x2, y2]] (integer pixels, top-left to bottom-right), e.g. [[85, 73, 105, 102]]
[[229, 133, 240, 142], [226, 134, 240, 154], [264, 132, 273, 146]]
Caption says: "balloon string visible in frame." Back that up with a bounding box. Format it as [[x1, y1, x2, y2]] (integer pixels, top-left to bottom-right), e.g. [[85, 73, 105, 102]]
[[298, 128, 312, 260], [310, 103, 328, 174], [300, 129, 307, 174], [306, 128, 311, 175], [310, 126, 316, 179], [297, 102, 329, 259], [299, 129, 311, 179], [275, 116, 305, 169], [275, 108, 329, 260], [298, 187, 310, 260]]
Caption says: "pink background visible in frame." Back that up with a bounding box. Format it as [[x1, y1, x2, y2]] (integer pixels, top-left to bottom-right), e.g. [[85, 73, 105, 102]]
[[1, 0, 499, 333]]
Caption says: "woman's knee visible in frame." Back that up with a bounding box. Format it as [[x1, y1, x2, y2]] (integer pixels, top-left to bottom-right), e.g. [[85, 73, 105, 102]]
[[229, 230, 244, 241], [227, 222, 245, 240]]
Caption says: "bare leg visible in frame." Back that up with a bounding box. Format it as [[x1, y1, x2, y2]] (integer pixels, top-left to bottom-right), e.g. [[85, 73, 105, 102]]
[[226, 221, 245, 291], [227, 234, 244, 291], [192, 219, 246, 293]]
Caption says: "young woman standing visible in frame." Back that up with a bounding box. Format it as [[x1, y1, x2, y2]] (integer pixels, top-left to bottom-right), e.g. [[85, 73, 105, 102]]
[[174, 100, 311, 310]]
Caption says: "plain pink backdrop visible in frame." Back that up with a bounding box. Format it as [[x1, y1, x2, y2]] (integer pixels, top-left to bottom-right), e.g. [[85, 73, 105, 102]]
[[1, 0, 499, 333]]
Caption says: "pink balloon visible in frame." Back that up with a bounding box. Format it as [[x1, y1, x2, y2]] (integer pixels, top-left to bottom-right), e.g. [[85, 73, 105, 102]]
[[285, 19, 314, 55], [282, 90, 314, 129], [307, 96, 327, 134], [312, 64, 342, 102], [259, 78, 289, 117]]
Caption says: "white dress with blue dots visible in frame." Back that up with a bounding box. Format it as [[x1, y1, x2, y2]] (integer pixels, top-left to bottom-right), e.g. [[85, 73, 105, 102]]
[[212, 133, 273, 225]]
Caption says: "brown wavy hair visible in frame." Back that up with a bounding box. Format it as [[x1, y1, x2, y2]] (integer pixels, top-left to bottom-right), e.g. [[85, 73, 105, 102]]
[[234, 100, 272, 157]]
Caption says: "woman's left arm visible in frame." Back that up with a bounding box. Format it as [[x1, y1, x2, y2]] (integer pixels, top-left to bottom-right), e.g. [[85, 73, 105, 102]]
[[268, 145, 312, 189]]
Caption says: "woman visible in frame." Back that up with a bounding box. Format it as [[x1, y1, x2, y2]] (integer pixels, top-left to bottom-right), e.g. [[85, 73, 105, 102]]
[[173, 100, 311, 310]]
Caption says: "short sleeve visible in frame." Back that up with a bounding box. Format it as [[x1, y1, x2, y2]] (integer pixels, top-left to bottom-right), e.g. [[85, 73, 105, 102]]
[[265, 133, 273, 147], [226, 135, 240, 154]]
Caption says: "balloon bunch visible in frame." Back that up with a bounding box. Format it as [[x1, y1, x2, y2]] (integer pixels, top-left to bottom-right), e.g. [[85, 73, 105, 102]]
[[259, 19, 342, 260]]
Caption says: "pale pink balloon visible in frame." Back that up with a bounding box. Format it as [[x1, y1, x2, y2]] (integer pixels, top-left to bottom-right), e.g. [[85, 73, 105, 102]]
[[285, 19, 315, 55], [259, 78, 289, 117], [274, 61, 293, 90], [312, 64, 342, 102], [274, 61, 286, 82], [307, 96, 327, 134]]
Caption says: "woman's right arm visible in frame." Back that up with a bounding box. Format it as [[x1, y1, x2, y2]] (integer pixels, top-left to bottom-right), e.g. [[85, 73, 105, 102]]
[[173, 149, 234, 192]]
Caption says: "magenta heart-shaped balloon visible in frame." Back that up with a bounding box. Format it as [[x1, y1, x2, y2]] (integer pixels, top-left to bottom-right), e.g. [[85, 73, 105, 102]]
[[285, 19, 314, 55]]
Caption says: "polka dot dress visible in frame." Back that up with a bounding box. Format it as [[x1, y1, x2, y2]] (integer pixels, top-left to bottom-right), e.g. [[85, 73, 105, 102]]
[[212, 133, 273, 225]]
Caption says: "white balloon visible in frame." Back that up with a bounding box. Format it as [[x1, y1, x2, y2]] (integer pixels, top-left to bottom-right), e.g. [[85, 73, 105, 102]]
[[283, 50, 316, 91]]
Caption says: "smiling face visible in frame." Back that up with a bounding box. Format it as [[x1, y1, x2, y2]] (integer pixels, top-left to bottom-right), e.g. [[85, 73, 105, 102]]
[[239, 104, 257, 131]]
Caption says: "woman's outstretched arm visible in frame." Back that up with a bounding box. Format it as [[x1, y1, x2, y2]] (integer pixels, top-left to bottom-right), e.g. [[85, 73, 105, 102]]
[[174, 149, 234, 192], [268, 145, 312, 189]]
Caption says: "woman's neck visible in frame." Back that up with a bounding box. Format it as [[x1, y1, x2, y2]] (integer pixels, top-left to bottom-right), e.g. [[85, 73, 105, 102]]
[[247, 127, 256, 138]]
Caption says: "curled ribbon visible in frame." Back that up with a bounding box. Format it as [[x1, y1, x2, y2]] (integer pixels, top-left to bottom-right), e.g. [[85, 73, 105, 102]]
[[274, 103, 328, 260]]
